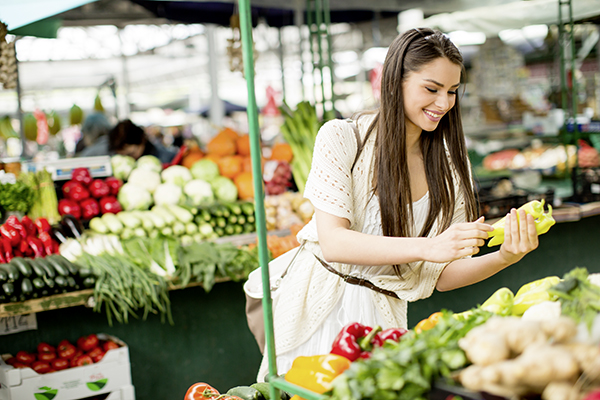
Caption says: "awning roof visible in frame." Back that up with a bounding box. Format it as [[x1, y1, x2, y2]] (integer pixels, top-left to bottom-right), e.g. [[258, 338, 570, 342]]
[[1, 0, 97, 30]]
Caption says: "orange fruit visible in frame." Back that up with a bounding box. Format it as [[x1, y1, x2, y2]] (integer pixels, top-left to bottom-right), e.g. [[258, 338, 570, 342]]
[[270, 142, 293, 163], [236, 134, 251, 156], [182, 149, 204, 169], [207, 132, 236, 156], [234, 171, 254, 200], [217, 155, 243, 179]]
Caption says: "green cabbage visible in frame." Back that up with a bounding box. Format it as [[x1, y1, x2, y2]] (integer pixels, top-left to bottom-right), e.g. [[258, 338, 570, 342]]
[[111, 154, 136, 181], [190, 159, 220, 182], [118, 183, 153, 211], [136, 155, 162, 173], [211, 176, 238, 203]]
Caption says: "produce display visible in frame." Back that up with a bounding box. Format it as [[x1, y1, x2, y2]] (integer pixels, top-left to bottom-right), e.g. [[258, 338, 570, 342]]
[[4, 333, 121, 373]]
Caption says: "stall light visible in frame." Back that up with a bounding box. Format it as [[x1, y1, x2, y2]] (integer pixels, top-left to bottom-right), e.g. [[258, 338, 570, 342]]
[[447, 31, 487, 46], [332, 50, 358, 64], [499, 24, 548, 46], [362, 47, 388, 70]]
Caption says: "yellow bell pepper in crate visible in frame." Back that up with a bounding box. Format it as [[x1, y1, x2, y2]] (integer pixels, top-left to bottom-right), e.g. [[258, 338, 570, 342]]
[[511, 276, 561, 316], [487, 199, 556, 247], [284, 354, 351, 394]]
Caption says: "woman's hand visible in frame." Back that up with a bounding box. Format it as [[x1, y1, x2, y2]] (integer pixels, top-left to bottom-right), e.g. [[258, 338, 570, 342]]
[[426, 217, 493, 263], [498, 208, 539, 265]]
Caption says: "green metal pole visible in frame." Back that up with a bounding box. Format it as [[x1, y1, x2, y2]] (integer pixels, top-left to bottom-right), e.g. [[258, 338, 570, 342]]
[[237, 0, 279, 393], [279, 28, 286, 101], [315, 0, 327, 114], [323, 0, 335, 115], [306, 0, 318, 103], [558, 1, 568, 127], [568, 0, 579, 145]]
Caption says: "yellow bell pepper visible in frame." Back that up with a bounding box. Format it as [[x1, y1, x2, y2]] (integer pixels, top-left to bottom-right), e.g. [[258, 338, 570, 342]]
[[285, 354, 351, 393], [511, 276, 561, 316], [480, 287, 514, 315], [414, 311, 444, 333], [487, 199, 556, 247]]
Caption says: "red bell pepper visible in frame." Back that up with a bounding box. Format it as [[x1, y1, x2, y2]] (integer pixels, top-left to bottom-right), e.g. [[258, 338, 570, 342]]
[[19, 238, 30, 254], [330, 323, 382, 361], [88, 179, 110, 199], [27, 236, 45, 258], [1, 238, 14, 262], [104, 177, 123, 196], [35, 217, 52, 235], [99, 196, 122, 214], [38, 231, 55, 256], [58, 199, 82, 219], [80, 198, 100, 220], [0, 224, 21, 247], [62, 181, 90, 202], [20, 216, 37, 237], [5, 215, 27, 240], [71, 167, 92, 186], [0, 242, 6, 263], [372, 327, 408, 347]]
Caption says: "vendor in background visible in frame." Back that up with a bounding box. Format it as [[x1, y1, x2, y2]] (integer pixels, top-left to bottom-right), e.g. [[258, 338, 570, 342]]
[[108, 119, 176, 164], [75, 113, 113, 157]]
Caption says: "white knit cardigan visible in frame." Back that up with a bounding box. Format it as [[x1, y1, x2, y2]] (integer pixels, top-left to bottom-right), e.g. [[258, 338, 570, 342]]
[[264, 115, 469, 367]]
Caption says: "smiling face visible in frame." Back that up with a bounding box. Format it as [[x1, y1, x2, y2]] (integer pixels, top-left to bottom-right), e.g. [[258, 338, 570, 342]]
[[401, 57, 461, 135]]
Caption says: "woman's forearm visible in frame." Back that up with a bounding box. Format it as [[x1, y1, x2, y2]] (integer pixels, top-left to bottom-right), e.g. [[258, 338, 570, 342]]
[[435, 251, 512, 292], [319, 226, 430, 266]]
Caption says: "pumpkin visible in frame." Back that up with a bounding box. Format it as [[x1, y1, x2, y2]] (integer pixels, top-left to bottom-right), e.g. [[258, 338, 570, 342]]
[[236, 134, 251, 156], [216, 155, 243, 179], [219, 127, 240, 141], [270, 142, 293, 163], [234, 171, 254, 200], [204, 153, 222, 164]]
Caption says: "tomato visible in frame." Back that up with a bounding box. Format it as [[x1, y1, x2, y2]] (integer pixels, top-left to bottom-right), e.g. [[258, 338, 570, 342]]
[[102, 340, 120, 352], [70, 354, 93, 368], [31, 361, 51, 374], [4, 357, 16, 365], [37, 342, 56, 354], [87, 346, 105, 363], [57, 343, 77, 359], [77, 334, 99, 352], [12, 362, 30, 369], [38, 352, 57, 362], [185, 383, 220, 400], [15, 351, 36, 364], [51, 358, 70, 371]]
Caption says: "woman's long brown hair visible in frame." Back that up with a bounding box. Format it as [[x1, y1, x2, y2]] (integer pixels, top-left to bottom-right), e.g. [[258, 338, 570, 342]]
[[358, 28, 479, 276]]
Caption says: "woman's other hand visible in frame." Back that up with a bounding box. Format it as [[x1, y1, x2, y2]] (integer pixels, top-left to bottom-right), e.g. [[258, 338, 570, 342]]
[[427, 217, 493, 263], [498, 208, 539, 265]]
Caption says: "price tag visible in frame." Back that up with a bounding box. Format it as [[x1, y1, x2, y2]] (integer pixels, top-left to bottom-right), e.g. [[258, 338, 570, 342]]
[[0, 314, 37, 335]]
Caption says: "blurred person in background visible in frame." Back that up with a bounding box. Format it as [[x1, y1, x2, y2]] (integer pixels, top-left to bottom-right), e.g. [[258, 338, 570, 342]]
[[109, 119, 176, 163], [75, 113, 113, 157]]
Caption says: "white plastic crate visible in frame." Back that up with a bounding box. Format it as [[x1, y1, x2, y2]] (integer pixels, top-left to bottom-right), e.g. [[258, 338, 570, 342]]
[[0, 334, 133, 400]]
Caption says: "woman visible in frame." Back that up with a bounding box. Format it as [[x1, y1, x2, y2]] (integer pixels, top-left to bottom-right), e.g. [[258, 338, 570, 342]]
[[109, 119, 176, 164], [256, 28, 539, 380]]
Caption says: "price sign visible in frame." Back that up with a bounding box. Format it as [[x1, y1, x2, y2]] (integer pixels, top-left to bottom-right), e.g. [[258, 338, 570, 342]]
[[0, 314, 37, 335]]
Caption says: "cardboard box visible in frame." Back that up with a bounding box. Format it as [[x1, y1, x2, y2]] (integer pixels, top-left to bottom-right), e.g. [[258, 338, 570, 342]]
[[0, 334, 135, 400]]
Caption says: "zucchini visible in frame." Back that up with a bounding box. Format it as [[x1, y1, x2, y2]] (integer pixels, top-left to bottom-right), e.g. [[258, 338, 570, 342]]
[[54, 275, 69, 290], [28, 258, 47, 278], [0, 263, 20, 282], [42, 275, 57, 293], [21, 277, 34, 299], [2, 282, 15, 297], [54, 255, 79, 276], [66, 276, 78, 290], [32, 277, 49, 296], [78, 267, 93, 279], [31, 258, 56, 279], [82, 276, 96, 288], [0, 267, 7, 283], [10, 257, 34, 278], [44, 256, 69, 277]]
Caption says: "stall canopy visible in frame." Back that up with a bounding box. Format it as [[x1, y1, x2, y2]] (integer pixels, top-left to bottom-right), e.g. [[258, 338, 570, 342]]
[[419, 0, 600, 36]]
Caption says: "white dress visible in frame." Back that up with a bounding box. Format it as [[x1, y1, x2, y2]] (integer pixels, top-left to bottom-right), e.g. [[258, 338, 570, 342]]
[[273, 192, 430, 375]]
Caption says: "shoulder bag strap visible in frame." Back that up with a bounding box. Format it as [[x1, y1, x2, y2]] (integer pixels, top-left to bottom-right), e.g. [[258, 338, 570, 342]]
[[346, 119, 364, 173]]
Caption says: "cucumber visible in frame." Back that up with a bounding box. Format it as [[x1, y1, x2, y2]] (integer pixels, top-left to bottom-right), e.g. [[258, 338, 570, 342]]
[[21, 278, 34, 299], [0, 263, 20, 282], [32, 277, 46, 291], [66, 276, 78, 290], [10, 257, 33, 278], [44, 256, 70, 277]]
